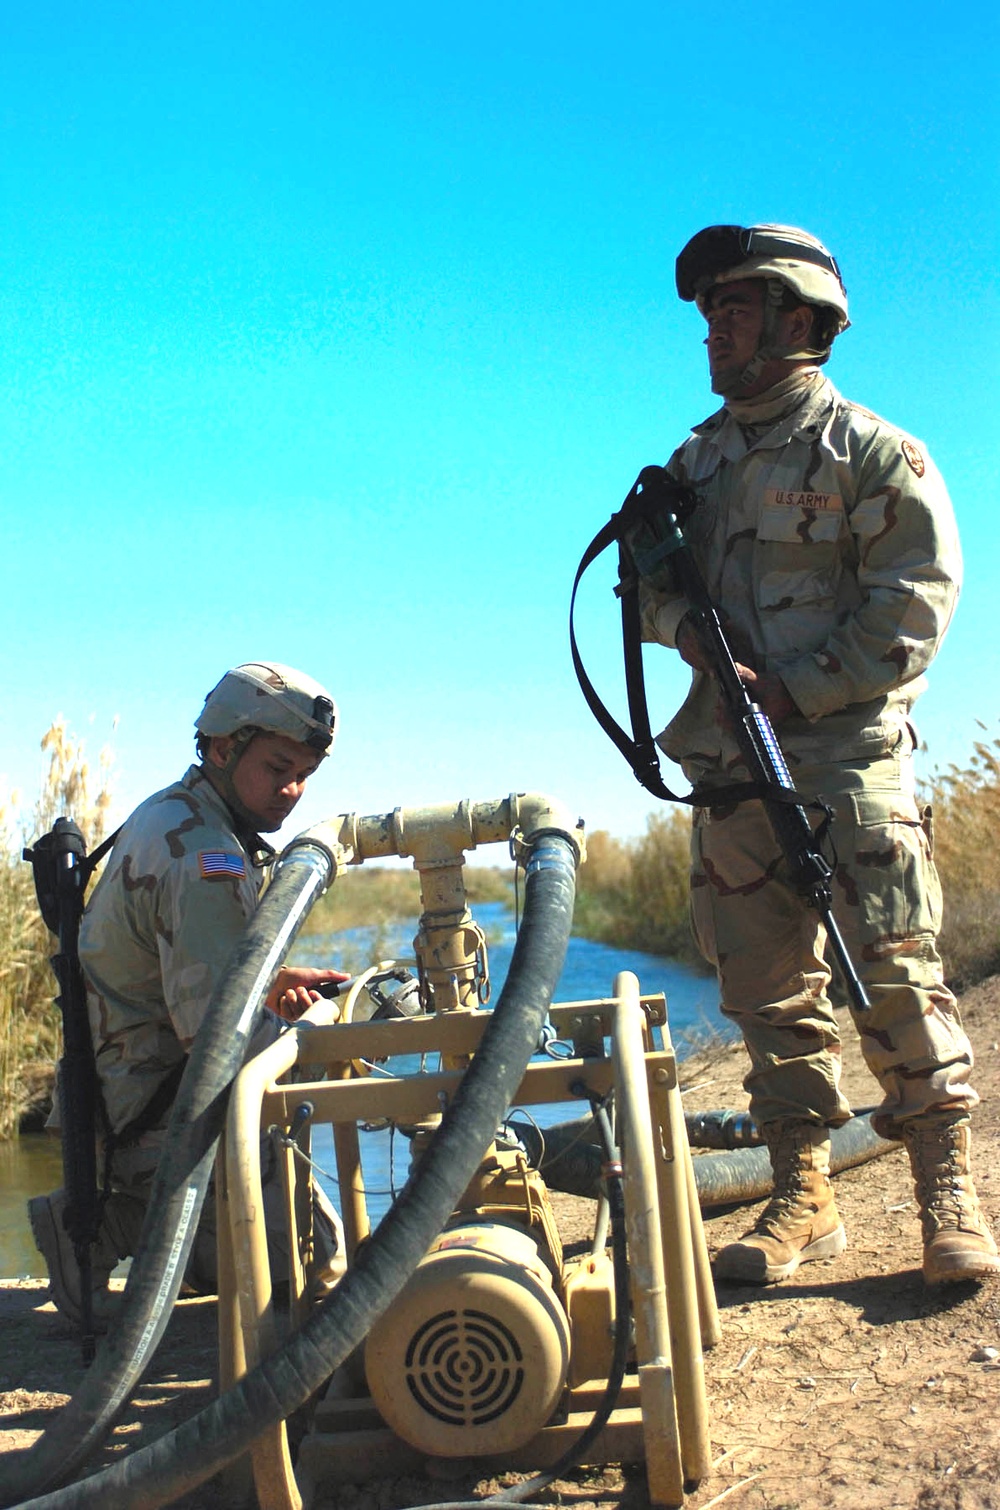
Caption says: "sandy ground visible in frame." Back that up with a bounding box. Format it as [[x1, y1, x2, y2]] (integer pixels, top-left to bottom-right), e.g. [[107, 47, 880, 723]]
[[1, 980, 998, 1510]]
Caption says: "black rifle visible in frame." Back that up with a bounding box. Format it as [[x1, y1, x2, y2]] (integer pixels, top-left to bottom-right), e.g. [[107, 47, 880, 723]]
[[571, 464, 870, 1016], [24, 818, 118, 1362]]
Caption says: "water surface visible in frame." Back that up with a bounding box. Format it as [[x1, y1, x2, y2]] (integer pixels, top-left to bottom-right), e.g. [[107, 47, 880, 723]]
[[296, 903, 722, 1226]]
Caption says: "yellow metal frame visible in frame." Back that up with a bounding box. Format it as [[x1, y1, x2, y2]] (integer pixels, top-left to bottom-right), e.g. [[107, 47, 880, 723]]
[[217, 969, 720, 1510]]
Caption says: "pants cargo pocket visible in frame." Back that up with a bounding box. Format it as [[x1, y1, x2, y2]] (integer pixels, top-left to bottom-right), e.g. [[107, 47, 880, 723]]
[[844, 788, 943, 947]]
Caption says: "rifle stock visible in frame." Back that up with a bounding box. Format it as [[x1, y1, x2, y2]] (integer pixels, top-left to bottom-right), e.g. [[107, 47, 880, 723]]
[[25, 817, 104, 1361]]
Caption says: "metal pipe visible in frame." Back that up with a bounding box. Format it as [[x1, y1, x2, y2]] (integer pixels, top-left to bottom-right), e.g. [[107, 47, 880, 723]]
[[517, 1110, 897, 1207]]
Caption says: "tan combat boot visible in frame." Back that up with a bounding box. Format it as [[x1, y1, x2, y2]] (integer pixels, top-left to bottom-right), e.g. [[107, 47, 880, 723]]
[[28, 1188, 123, 1330], [901, 1113, 999, 1286], [714, 1120, 846, 1283], [28, 1185, 146, 1329]]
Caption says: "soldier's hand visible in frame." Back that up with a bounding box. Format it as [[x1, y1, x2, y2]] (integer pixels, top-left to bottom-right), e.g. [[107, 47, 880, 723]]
[[268, 966, 350, 1021], [677, 612, 756, 674], [676, 614, 713, 672], [734, 665, 798, 726]]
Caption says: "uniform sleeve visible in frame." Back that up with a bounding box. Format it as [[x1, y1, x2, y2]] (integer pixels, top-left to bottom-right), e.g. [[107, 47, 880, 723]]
[[638, 579, 692, 647], [154, 846, 259, 1048], [635, 447, 694, 647], [779, 434, 962, 721]]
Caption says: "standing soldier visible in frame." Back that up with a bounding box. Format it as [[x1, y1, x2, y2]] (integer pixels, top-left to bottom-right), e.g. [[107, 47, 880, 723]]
[[637, 224, 997, 1286], [30, 661, 347, 1326]]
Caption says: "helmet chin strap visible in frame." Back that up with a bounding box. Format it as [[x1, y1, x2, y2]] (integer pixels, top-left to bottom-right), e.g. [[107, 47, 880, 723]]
[[717, 282, 823, 396], [735, 279, 787, 390], [202, 728, 269, 835]]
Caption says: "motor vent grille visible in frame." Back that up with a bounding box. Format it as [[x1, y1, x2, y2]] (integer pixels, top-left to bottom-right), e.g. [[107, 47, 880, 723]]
[[402, 1307, 525, 1426], [365, 1225, 571, 1455]]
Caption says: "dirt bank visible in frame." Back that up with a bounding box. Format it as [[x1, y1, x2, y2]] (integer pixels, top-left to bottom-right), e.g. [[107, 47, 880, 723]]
[[2, 980, 998, 1510]]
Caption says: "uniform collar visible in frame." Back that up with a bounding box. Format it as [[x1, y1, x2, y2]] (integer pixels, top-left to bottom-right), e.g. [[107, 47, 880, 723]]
[[182, 764, 275, 868], [691, 375, 839, 461]]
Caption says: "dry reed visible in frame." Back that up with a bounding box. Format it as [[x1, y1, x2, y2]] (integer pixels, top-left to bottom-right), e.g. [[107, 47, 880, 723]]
[[921, 731, 1000, 988], [574, 808, 703, 965], [0, 720, 115, 1138], [301, 864, 513, 935], [575, 735, 1000, 990]]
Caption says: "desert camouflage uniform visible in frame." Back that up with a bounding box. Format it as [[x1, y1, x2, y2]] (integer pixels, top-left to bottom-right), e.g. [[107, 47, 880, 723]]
[[639, 372, 973, 1137], [81, 763, 273, 1137], [78, 764, 336, 1287]]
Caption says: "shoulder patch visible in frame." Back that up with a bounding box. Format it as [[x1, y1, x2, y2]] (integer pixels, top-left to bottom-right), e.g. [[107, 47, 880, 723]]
[[901, 439, 925, 477], [198, 850, 246, 881]]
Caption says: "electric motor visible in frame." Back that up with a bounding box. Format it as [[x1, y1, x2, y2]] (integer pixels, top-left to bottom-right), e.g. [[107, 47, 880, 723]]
[[365, 1220, 571, 1458]]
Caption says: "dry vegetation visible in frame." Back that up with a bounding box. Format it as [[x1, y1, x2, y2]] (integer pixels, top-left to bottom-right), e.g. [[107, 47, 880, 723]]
[[0, 721, 114, 1139], [923, 732, 1000, 988], [574, 808, 701, 965], [299, 862, 513, 935], [574, 735, 1000, 990], [2, 725, 998, 1142]]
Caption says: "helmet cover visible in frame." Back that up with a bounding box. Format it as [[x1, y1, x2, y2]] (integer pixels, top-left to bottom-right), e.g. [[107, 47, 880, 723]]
[[195, 662, 337, 754], [676, 223, 849, 341]]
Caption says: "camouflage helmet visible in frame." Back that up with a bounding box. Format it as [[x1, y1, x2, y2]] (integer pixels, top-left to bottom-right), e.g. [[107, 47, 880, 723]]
[[195, 662, 337, 755], [676, 223, 850, 350]]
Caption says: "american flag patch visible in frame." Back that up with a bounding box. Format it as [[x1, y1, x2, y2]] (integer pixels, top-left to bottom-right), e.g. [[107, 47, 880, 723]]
[[198, 850, 246, 880]]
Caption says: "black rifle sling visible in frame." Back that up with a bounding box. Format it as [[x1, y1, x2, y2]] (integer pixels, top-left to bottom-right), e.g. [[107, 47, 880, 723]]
[[569, 509, 679, 802], [617, 547, 680, 802], [81, 825, 122, 885], [39, 823, 189, 1146], [570, 496, 782, 811]]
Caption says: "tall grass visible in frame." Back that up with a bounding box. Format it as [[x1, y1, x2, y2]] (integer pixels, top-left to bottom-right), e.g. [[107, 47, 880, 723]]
[[922, 733, 1000, 989], [0, 721, 114, 1138], [574, 736, 1000, 991], [574, 809, 704, 966], [300, 864, 514, 935]]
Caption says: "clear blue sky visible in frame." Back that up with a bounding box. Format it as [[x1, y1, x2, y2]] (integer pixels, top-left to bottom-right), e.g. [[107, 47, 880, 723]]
[[2, 2, 997, 851]]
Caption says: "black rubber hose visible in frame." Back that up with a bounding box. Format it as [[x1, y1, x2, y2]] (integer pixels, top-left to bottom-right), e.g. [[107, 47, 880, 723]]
[[685, 1104, 880, 1152], [690, 1113, 898, 1207], [517, 1110, 897, 1208], [0, 839, 335, 1508], [11, 832, 579, 1510]]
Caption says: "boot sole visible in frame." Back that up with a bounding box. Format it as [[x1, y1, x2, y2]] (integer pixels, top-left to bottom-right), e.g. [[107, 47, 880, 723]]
[[715, 1223, 847, 1284], [923, 1251, 1000, 1286]]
